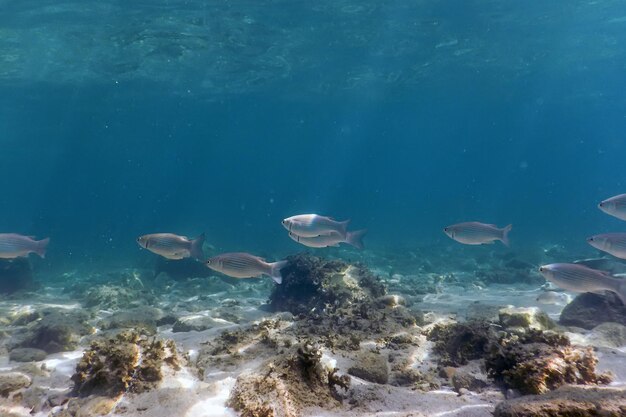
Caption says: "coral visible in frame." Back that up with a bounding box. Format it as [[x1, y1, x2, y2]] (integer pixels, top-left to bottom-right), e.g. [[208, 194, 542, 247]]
[[71, 331, 180, 397], [227, 341, 349, 417], [494, 385, 626, 417], [427, 321, 496, 366], [485, 330, 612, 395]]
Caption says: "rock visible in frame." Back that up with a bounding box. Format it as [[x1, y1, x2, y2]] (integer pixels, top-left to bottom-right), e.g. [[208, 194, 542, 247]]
[[0, 372, 31, 396], [494, 385, 626, 417], [227, 342, 349, 417], [451, 363, 489, 393], [347, 351, 389, 384], [485, 330, 612, 395], [0, 258, 34, 294], [587, 322, 626, 348], [560, 293, 626, 330], [499, 307, 556, 330], [83, 285, 142, 310], [465, 302, 502, 322], [99, 307, 162, 335], [428, 321, 495, 366], [9, 347, 47, 362], [9, 309, 93, 353], [72, 331, 180, 397], [172, 315, 221, 332]]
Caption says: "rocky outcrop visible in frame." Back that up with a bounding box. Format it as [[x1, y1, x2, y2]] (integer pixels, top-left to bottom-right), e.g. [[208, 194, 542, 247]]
[[559, 292, 626, 329]]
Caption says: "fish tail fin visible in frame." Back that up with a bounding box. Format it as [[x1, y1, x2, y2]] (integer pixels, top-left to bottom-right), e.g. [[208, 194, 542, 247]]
[[346, 229, 367, 250], [269, 260, 288, 284], [190, 233, 205, 260], [501, 224, 513, 247], [37, 238, 50, 258], [617, 279, 626, 305]]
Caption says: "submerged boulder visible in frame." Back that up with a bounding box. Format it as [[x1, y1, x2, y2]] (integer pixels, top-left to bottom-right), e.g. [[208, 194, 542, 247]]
[[498, 306, 556, 331], [427, 321, 496, 366], [559, 292, 626, 329]]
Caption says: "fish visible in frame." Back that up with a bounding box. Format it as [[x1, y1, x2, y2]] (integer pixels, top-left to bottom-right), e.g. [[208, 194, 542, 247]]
[[443, 222, 512, 246], [282, 214, 350, 238], [205, 252, 287, 284], [573, 257, 626, 275], [587, 233, 626, 260], [288, 229, 367, 250], [137, 233, 205, 260], [536, 291, 571, 305], [538, 263, 626, 304], [598, 194, 626, 221], [0, 234, 49, 259]]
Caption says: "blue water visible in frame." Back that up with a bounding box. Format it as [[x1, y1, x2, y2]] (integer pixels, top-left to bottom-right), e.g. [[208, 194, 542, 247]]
[[1, 1, 626, 268]]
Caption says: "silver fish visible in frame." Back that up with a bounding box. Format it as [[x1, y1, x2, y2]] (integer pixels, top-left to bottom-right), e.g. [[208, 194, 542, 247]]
[[288, 229, 367, 250], [598, 194, 626, 221], [137, 233, 205, 260], [538, 263, 626, 304], [206, 252, 287, 284], [282, 214, 349, 238], [443, 222, 512, 246], [536, 291, 571, 306], [0, 234, 49, 259], [587, 233, 626, 260]]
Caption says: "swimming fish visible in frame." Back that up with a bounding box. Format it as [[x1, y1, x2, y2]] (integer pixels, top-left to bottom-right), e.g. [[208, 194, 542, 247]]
[[137, 233, 205, 260], [587, 233, 626, 260], [206, 252, 287, 284], [288, 229, 367, 250], [538, 263, 626, 304], [282, 214, 350, 238], [0, 234, 49, 259], [443, 222, 512, 246], [598, 194, 626, 221], [536, 291, 571, 305]]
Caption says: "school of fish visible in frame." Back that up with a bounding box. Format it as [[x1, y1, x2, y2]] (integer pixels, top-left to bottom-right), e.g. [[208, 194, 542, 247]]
[[2, 193, 626, 304]]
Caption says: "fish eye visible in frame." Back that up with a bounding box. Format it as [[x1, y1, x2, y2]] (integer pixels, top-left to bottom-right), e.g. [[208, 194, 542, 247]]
[[206, 260, 211, 264], [587, 237, 594, 241], [539, 267, 544, 272], [443, 227, 448, 232], [599, 202, 604, 207]]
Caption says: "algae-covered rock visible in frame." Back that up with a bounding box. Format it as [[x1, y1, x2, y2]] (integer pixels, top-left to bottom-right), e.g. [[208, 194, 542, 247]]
[[498, 306, 556, 331], [0, 371, 31, 396], [227, 342, 349, 417], [267, 254, 421, 350], [494, 385, 626, 417], [485, 330, 611, 395], [428, 321, 496, 366], [71, 331, 180, 397], [9, 347, 47, 362], [347, 351, 389, 384], [9, 309, 93, 353], [269, 254, 385, 315], [450, 361, 489, 393], [559, 292, 626, 329], [99, 307, 162, 335]]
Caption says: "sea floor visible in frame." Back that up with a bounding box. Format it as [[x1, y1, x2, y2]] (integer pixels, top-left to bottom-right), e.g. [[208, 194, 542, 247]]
[[1, 248, 625, 417]]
